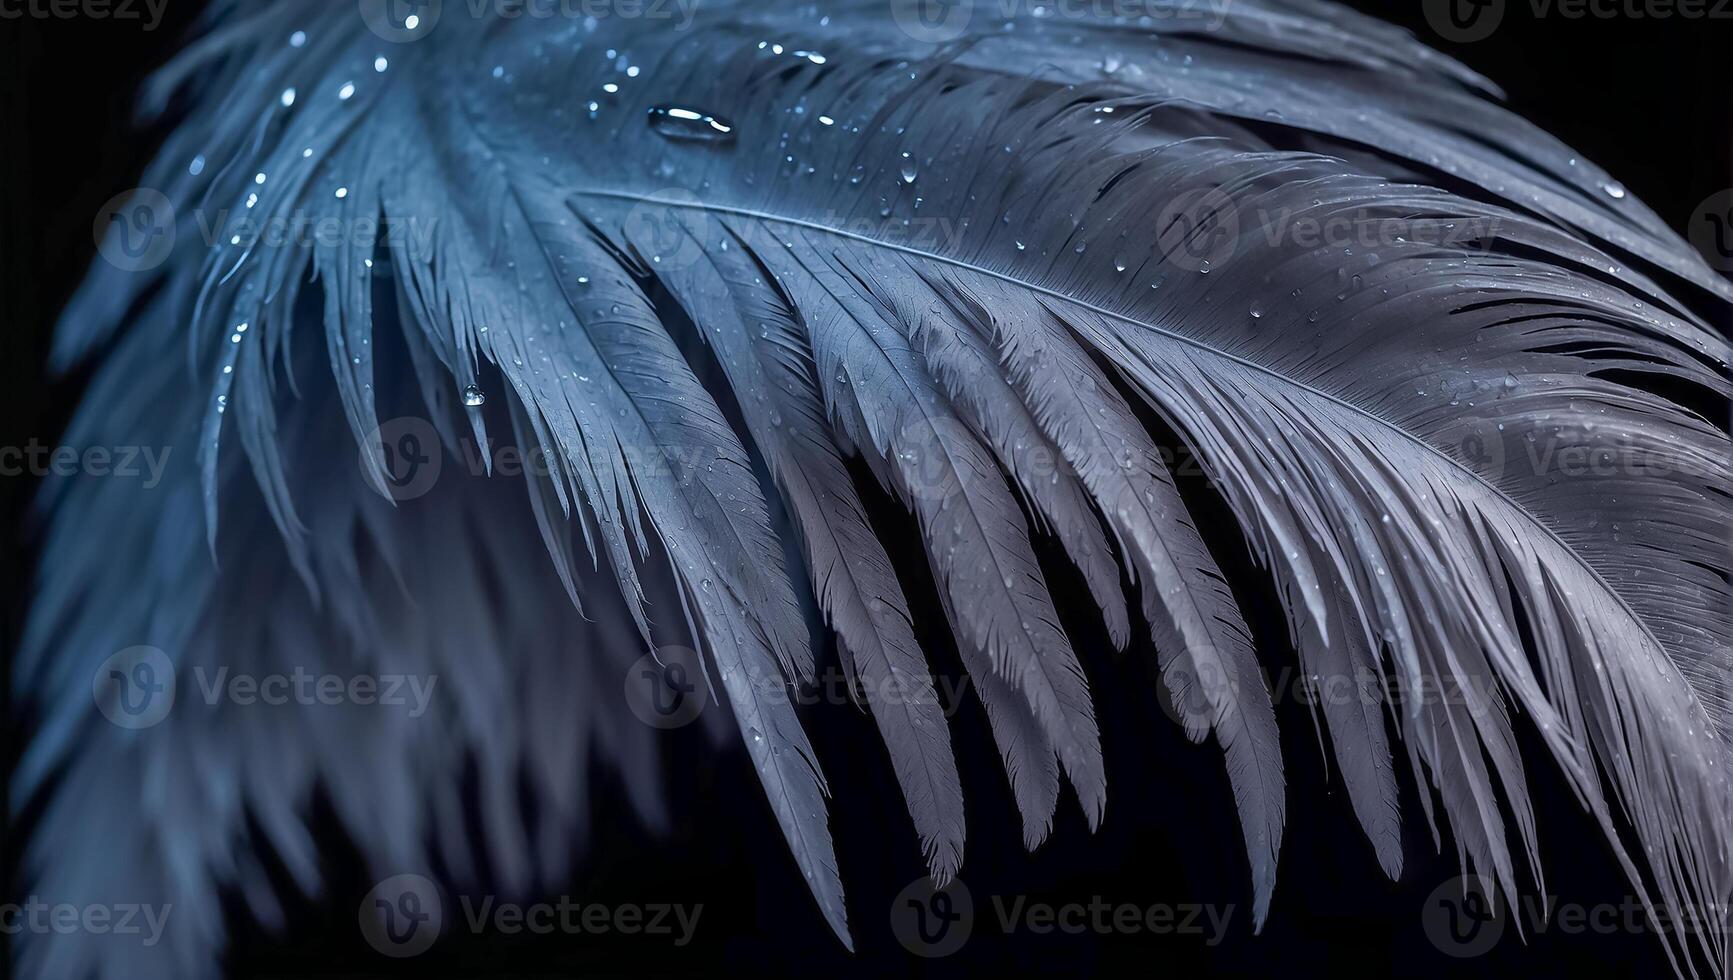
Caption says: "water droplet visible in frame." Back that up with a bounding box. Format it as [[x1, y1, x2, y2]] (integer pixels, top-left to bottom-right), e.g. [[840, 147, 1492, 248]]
[[647, 105, 737, 143], [338, 81, 355, 101], [375, 56, 389, 73], [280, 87, 297, 108], [289, 30, 306, 48], [189, 155, 205, 176], [334, 186, 349, 199], [1602, 181, 1627, 200], [462, 384, 486, 407]]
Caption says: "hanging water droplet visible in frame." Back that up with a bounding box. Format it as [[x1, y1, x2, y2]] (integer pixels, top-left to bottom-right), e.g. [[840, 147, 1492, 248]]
[[646, 105, 737, 143], [462, 384, 486, 407]]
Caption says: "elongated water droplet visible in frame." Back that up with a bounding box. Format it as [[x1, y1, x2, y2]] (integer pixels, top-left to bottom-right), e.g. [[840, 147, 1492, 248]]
[[647, 105, 736, 143]]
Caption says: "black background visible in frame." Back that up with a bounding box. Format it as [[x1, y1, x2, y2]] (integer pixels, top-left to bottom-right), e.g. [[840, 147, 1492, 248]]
[[3, 2, 1729, 977]]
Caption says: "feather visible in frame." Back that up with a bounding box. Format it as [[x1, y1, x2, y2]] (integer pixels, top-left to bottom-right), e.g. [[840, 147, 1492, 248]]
[[16, 2, 1733, 977]]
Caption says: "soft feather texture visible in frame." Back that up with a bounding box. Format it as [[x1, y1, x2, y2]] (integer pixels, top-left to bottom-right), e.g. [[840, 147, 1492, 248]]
[[13, 1, 1733, 977]]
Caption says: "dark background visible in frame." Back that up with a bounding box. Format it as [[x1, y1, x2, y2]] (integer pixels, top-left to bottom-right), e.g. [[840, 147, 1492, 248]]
[[3, 3, 1729, 977]]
